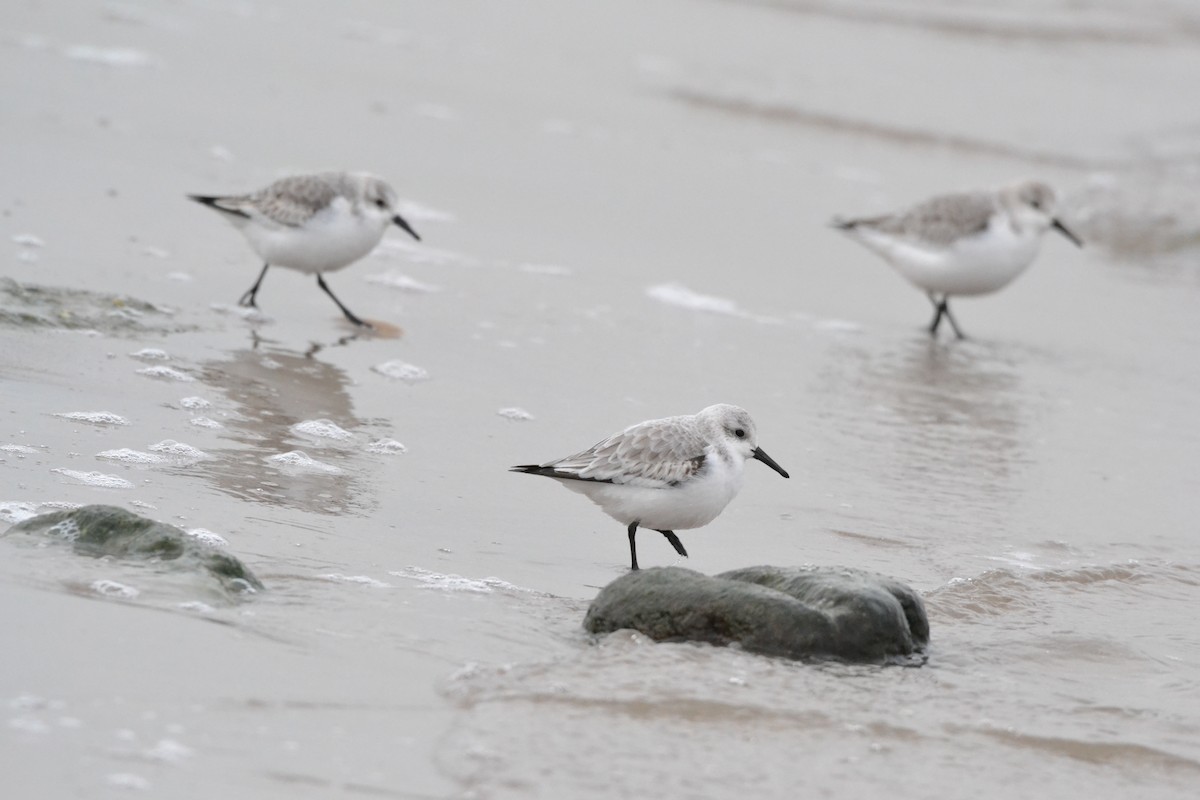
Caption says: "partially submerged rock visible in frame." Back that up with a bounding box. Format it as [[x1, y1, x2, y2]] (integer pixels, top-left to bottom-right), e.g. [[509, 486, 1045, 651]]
[[583, 565, 928, 664], [3, 504, 262, 597], [0, 277, 182, 335]]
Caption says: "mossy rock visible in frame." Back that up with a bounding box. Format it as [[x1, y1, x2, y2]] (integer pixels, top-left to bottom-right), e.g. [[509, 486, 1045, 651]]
[[4, 504, 262, 597], [584, 565, 927, 664]]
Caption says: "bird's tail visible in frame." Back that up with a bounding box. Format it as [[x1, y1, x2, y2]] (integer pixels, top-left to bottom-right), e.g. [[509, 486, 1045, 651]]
[[187, 194, 250, 219]]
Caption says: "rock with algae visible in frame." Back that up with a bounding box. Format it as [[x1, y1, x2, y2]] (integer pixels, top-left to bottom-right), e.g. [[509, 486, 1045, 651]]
[[3, 504, 262, 597], [584, 565, 928, 664]]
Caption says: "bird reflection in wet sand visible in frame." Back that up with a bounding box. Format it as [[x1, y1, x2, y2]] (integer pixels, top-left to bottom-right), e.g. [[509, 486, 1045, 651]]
[[192, 336, 388, 515]]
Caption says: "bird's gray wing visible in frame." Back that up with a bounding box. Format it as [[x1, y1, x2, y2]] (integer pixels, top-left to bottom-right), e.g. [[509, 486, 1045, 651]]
[[203, 174, 344, 228], [843, 191, 998, 247], [535, 417, 709, 488]]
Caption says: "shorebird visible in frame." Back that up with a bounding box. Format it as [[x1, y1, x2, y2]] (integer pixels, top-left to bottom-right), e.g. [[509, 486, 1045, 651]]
[[189, 171, 421, 327], [834, 180, 1082, 338], [511, 404, 790, 570]]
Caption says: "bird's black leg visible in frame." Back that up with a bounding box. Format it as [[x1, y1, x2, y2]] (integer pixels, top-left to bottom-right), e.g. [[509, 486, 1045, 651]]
[[926, 292, 944, 336], [627, 521, 640, 571], [655, 530, 688, 558], [316, 273, 371, 328], [940, 298, 966, 340], [239, 263, 270, 308]]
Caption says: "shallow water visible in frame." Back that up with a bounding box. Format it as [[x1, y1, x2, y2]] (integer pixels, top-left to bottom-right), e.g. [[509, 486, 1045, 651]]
[[3, 0, 1200, 797]]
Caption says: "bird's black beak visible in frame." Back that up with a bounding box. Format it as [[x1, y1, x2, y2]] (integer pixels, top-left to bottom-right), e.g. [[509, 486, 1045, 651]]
[[1051, 218, 1082, 248], [393, 214, 421, 242], [752, 447, 790, 479]]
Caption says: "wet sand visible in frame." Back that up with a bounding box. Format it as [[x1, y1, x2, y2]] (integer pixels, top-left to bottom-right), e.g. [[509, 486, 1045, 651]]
[[3, 1, 1200, 797]]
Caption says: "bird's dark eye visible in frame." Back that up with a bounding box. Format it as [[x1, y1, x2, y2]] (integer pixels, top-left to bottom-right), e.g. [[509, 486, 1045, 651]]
[[374, 198, 387, 209], [734, 428, 746, 439]]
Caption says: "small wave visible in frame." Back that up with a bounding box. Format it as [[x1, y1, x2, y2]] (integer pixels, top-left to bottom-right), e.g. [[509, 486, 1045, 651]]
[[91, 579, 140, 599], [363, 271, 443, 293], [646, 282, 742, 315], [497, 407, 534, 421], [318, 573, 391, 588], [372, 360, 430, 383]]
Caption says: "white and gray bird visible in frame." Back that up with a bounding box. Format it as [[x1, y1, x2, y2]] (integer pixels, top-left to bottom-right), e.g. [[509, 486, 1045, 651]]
[[189, 171, 421, 327], [511, 404, 790, 570], [834, 180, 1082, 338]]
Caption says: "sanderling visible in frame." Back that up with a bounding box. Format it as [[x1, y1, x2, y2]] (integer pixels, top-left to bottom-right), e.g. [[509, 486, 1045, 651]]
[[834, 180, 1082, 338], [511, 404, 789, 570], [189, 171, 421, 327]]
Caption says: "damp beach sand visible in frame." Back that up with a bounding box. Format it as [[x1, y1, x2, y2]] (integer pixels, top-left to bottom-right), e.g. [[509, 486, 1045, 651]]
[[3, 1, 1200, 798]]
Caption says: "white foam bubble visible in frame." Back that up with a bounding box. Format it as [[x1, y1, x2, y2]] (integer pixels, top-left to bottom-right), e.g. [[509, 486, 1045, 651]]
[[55, 411, 130, 426], [0, 501, 80, 525], [96, 449, 165, 465], [264, 451, 342, 474], [177, 601, 215, 614], [63, 45, 153, 67], [91, 580, 139, 599], [0, 444, 38, 454], [645, 283, 742, 316], [365, 439, 407, 455], [129, 348, 170, 361], [51, 469, 134, 489], [136, 366, 194, 382], [143, 738, 192, 763], [390, 566, 538, 595], [12, 234, 45, 248], [185, 529, 227, 547], [363, 271, 442, 293], [496, 407, 534, 421], [319, 573, 391, 588], [189, 416, 221, 429], [290, 419, 354, 441], [371, 360, 430, 383], [106, 773, 151, 790], [179, 396, 211, 410], [147, 440, 210, 461], [518, 263, 572, 276]]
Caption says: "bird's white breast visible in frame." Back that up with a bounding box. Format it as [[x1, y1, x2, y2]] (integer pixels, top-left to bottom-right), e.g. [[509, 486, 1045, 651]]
[[859, 214, 1043, 297], [564, 444, 746, 531], [240, 198, 387, 274]]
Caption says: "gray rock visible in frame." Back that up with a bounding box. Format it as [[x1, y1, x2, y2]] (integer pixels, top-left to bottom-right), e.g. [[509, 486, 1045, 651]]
[[4, 504, 262, 597], [583, 565, 928, 664]]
